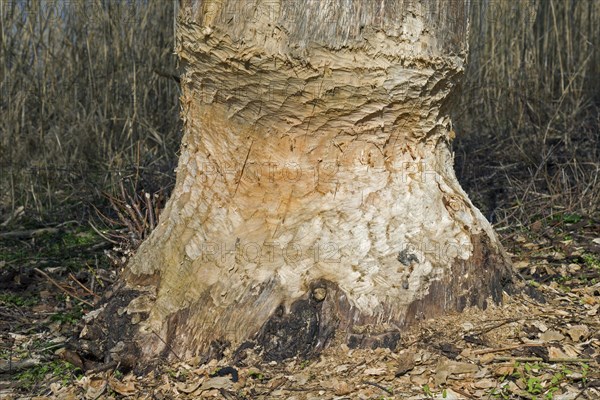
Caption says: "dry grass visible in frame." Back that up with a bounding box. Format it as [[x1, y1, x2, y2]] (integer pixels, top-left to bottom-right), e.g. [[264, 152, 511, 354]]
[[455, 0, 600, 226], [0, 0, 180, 220], [0, 0, 598, 226]]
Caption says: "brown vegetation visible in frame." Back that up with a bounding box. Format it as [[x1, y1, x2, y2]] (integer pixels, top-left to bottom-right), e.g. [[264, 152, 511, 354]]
[[0, 0, 180, 219], [1, 0, 598, 224], [456, 0, 600, 225]]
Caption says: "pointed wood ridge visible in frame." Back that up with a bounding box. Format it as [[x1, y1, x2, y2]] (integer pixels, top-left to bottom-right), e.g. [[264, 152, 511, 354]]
[[93, 0, 513, 366]]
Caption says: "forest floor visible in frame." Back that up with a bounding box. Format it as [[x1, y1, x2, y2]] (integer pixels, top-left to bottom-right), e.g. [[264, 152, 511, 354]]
[[1, 212, 599, 400]]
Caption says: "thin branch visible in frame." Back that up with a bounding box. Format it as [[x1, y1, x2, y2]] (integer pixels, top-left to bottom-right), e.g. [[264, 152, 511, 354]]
[[88, 220, 119, 245], [473, 343, 545, 356], [34, 268, 94, 307], [69, 272, 100, 300], [493, 356, 593, 363], [363, 381, 394, 395]]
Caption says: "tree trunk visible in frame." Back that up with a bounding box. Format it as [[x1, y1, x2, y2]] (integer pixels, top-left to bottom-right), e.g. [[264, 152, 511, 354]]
[[93, 0, 513, 366]]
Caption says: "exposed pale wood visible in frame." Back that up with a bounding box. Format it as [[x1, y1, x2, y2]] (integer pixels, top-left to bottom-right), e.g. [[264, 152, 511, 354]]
[[96, 0, 513, 366]]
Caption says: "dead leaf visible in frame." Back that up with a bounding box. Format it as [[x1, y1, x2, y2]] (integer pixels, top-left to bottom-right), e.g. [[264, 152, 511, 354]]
[[531, 220, 542, 231], [553, 388, 582, 400], [332, 379, 352, 395], [176, 379, 202, 394], [461, 321, 475, 331], [198, 376, 233, 392], [439, 388, 468, 399], [410, 366, 427, 375], [411, 374, 429, 386], [55, 348, 84, 371], [479, 353, 496, 364], [515, 235, 527, 243], [584, 297, 597, 307], [566, 325, 589, 342], [548, 346, 569, 359], [531, 320, 548, 332], [562, 343, 581, 358], [83, 377, 107, 400], [364, 366, 386, 376], [266, 375, 286, 390], [200, 389, 220, 397], [494, 365, 515, 377], [568, 263, 581, 273], [435, 360, 479, 385], [540, 330, 565, 342], [291, 372, 309, 385], [474, 378, 497, 389], [395, 351, 415, 377], [32, 303, 55, 313], [108, 376, 137, 396], [334, 364, 349, 373], [514, 260, 530, 269], [440, 342, 462, 359]]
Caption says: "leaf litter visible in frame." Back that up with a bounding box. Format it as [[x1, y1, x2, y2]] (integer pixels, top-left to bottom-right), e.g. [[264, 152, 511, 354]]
[[1, 216, 599, 399]]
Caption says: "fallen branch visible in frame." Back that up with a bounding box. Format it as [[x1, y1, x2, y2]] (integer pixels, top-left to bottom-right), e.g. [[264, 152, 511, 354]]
[[88, 215, 119, 245], [473, 343, 544, 355], [69, 272, 100, 300], [474, 312, 549, 335], [493, 356, 594, 363], [363, 381, 394, 395], [34, 268, 94, 307], [0, 227, 59, 240], [0, 221, 80, 240], [0, 358, 41, 374]]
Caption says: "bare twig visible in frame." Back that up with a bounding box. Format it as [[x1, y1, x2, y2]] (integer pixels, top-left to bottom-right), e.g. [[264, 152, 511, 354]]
[[88, 220, 119, 245], [0, 227, 59, 240], [363, 381, 394, 395], [69, 273, 100, 300], [34, 268, 94, 307], [493, 356, 593, 363], [473, 343, 546, 356]]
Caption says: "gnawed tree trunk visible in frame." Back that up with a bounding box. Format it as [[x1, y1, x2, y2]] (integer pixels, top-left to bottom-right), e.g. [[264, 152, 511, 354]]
[[91, 0, 513, 366]]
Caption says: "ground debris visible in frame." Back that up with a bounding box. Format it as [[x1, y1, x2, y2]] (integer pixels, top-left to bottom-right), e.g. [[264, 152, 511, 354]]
[[1, 216, 599, 399]]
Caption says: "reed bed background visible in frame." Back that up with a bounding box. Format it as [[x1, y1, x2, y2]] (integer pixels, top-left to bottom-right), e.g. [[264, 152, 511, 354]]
[[456, 0, 600, 226], [1, 0, 598, 226], [0, 0, 181, 221]]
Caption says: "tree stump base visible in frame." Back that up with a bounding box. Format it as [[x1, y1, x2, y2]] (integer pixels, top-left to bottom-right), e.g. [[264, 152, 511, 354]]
[[82, 0, 515, 370]]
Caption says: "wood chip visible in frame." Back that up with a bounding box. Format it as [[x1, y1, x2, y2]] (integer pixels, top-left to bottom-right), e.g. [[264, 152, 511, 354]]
[[540, 330, 565, 342], [566, 325, 589, 342]]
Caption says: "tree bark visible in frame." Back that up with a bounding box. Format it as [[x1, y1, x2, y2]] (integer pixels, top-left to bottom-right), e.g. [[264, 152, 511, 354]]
[[92, 0, 513, 366]]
